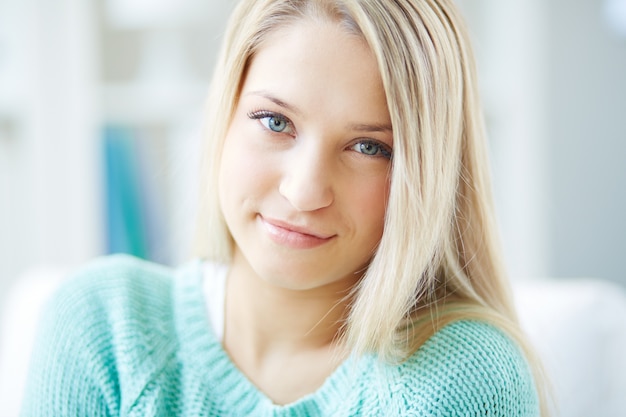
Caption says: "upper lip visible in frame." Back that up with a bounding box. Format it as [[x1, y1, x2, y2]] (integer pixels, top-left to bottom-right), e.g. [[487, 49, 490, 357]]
[[261, 216, 335, 239]]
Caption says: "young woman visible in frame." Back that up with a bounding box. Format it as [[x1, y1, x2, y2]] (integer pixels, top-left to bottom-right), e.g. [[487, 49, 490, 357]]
[[23, 0, 548, 415]]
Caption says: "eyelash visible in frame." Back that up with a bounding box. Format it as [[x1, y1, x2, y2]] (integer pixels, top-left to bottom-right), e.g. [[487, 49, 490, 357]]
[[351, 140, 393, 159], [246, 109, 392, 159], [247, 110, 294, 135]]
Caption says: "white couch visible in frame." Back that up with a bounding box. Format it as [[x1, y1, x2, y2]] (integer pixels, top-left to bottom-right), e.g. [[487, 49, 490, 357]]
[[513, 278, 626, 416], [1, 268, 625, 416], [0, 268, 69, 417]]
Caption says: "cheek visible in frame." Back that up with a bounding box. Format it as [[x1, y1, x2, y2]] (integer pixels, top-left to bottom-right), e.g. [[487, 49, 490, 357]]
[[218, 129, 276, 209], [218, 131, 250, 214], [349, 176, 389, 238]]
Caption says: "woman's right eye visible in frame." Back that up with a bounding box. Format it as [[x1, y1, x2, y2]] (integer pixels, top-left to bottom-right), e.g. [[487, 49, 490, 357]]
[[248, 111, 294, 135]]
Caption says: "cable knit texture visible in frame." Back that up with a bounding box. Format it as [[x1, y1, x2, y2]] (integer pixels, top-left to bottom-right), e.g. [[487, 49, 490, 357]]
[[22, 255, 539, 416]]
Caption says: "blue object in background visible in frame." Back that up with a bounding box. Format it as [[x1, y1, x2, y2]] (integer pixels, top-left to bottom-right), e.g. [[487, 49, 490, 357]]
[[103, 126, 148, 259]]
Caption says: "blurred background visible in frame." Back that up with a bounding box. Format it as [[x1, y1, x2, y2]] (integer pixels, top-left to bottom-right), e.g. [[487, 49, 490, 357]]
[[0, 0, 625, 414], [0, 0, 234, 298], [3, 0, 624, 299]]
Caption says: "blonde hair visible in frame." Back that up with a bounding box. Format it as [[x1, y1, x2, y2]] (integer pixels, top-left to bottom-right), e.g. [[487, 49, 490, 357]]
[[195, 0, 549, 414]]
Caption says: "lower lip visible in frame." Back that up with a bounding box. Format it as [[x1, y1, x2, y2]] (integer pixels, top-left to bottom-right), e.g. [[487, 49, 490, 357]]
[[260, 217, 333, 249]]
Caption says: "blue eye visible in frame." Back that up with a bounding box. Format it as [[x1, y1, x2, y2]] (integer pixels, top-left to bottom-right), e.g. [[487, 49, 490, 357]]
[[352, 140, 392, 159], [248, 111, 293, 134], [264, 115, 288, 132]]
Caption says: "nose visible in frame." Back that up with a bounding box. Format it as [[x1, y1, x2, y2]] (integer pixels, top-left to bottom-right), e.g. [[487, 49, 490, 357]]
[[278, 144, 334, 212]]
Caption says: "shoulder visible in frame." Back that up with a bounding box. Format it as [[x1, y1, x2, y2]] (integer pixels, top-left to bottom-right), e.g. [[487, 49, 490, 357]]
[[392, 320, 540, 416], [54, 253, 174, 301], [23, 255, 187, 415], [46, 253, 179, 355], [40, 256, 181, 388], [46, 255, 174, 334]]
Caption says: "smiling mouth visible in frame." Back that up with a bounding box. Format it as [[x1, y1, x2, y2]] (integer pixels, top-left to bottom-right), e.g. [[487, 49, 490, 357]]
[[259, 216, 335, 249]]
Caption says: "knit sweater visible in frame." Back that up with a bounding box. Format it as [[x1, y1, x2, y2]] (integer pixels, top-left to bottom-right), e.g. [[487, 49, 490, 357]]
[[21, 255, 539, 416]]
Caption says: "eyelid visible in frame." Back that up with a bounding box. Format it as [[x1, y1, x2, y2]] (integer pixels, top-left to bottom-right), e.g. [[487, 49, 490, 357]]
[[247, 110, 296, 135], [351, 138, 393, 159]]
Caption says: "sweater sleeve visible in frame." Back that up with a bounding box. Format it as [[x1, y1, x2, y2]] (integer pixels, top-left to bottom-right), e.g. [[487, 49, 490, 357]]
[[396, 321, 540, 417], [20, 255, 176, 417]]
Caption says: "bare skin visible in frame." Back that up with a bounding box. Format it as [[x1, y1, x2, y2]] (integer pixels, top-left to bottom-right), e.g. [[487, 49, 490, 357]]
[[224, 250, 355, 404], [219, 19, 391, 405]]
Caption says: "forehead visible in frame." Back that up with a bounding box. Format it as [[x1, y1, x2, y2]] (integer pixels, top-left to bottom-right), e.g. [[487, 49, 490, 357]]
[[241, 19, 390, 123]]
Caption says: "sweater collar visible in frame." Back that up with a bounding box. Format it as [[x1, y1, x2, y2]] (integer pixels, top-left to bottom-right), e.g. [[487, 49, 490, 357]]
[[172, 259, 367, 414]]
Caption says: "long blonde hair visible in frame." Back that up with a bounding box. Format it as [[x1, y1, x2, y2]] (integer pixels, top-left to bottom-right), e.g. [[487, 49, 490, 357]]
[[195, 0, 548, 413]]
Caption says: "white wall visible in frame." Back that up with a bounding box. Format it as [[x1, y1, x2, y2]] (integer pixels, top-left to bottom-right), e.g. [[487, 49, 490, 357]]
[[0, 0, 234, 309], [459, 0, 626, 287], [546, 0, 626, 286], [0, 0, 102, 309], [457, 0, 551, 280]]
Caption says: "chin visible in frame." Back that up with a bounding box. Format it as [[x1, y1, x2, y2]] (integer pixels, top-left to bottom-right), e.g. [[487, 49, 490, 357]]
[[253, 259, 363, 293]]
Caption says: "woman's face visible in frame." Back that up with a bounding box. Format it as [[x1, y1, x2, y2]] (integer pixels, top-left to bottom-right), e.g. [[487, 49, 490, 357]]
[[218, 19, 392, 291]]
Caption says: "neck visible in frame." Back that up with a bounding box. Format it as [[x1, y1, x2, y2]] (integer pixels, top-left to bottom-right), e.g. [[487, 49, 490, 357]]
[[223, 251, 357, 360]]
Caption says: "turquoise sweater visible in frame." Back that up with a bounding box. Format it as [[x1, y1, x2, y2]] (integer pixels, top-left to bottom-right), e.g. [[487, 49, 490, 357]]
[[22, 255, 539, 416]]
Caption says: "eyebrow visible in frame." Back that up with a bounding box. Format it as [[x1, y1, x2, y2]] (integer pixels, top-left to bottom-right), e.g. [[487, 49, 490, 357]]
[[245, 90, 303, 115], [245, 90, 393, 133], [349, 122, 393, 133]]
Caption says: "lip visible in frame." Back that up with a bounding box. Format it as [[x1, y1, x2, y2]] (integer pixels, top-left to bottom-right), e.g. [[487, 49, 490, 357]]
[[259, 215, 335, 249]]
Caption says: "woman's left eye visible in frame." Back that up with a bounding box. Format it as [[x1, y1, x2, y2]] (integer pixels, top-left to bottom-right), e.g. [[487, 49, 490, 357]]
[[351, 140, 393, 159]]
